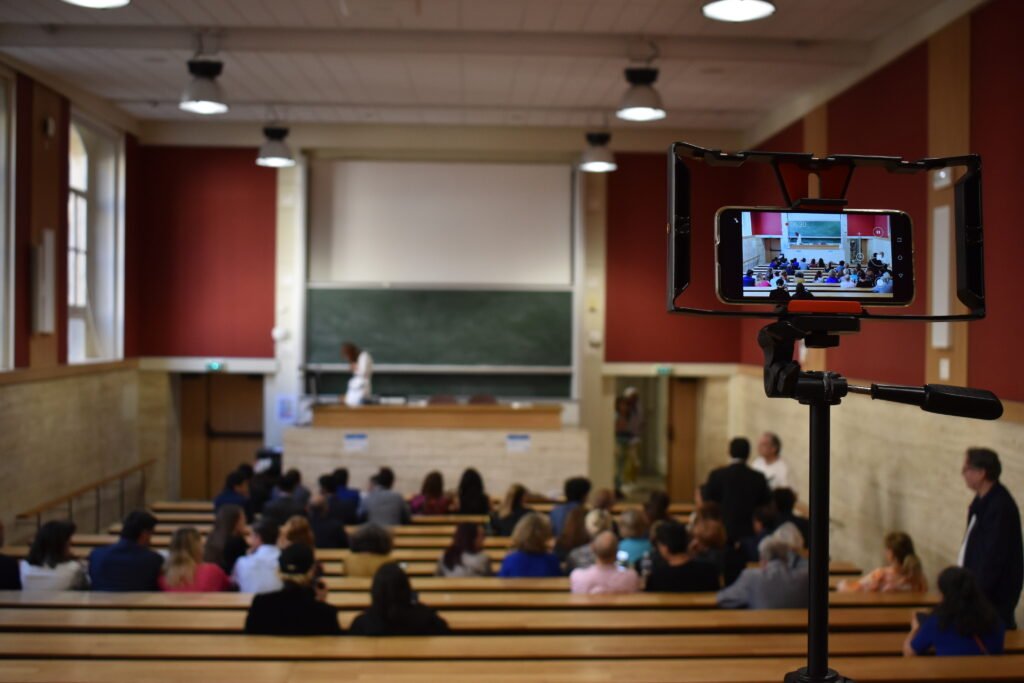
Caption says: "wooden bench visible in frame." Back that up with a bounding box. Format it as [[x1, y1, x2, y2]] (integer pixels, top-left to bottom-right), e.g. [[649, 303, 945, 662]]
[[108, 524, 510, 548], [3, 656, 1024, 682]]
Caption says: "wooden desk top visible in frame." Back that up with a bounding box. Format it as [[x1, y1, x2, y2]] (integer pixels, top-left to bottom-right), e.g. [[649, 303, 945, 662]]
[[311, 403, 563, 430]]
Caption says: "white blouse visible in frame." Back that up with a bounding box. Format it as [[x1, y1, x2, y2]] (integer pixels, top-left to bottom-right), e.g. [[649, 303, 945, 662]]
[[19, 559, 88, 591]]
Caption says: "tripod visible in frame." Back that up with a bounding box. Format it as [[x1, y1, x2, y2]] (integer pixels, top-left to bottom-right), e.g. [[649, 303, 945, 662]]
[[759, 313, 1002, 683]]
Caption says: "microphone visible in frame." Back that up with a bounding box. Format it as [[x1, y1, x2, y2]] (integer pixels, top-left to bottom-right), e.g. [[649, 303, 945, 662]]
[[848, 383, 1003, 420]]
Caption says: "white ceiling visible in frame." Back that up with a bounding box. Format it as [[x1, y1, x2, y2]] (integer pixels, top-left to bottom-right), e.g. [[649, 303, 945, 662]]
[[0, 0, 954, 132]]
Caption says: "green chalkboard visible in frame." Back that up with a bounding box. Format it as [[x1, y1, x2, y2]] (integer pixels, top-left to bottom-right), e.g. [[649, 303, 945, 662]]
[[305, 289, 573, 366]]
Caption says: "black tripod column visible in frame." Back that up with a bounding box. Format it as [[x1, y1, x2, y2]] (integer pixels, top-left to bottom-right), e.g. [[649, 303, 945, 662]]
[[807, 399, 831, 679]]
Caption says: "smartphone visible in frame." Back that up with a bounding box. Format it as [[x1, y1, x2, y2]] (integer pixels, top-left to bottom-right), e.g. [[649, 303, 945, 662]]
[[715, 207, 914, 306]]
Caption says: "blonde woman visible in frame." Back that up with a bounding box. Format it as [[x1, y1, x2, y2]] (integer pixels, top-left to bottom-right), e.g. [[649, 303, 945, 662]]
[[490, 483, 532, 537], [159, 527, 231, 592], [838, 532, 927, 593], [498, 513, 561, 577]]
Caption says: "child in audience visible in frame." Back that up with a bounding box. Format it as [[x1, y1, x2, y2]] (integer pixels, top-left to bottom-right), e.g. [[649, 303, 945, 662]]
[[570, 531, 640, 595], [20, 520, 87, 591], [838, 531, 927, 593], [349, 563, 450, 636], [159, 527, 231, 592], [498, 513, 561, 578], [245, 543, 341, 635], [436, 523, 490, 577], [453, 468, 490, 515], [616, 509, 652, 568], [904, 567, 1005, 656], [490, 483, 532, 537], [203, 504, 248, 575], [344, 523, 394, 578], [410, 470, 453, 515], [232, 519, 283, 594]]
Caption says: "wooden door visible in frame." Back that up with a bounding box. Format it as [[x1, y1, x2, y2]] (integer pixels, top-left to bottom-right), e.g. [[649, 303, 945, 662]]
[[667, 378, 698, 502]]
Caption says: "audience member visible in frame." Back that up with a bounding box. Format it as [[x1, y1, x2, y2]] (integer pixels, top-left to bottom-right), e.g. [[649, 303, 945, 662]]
[[244, 543, 341, 635], [20, 520, 87, 591], [959, 447, 1022, 628], [792, 282, 815, 300], [349, 563, 450, 636], [279, 515, 316, 549], [454, 468, 490, 515], [498, 513, 561, 578], [490, 483, 532, 537], [742, 269, 756, 287], [345, 523, 394, 577], [550, 477, 591, 537], [232, 518, 283, 594], [249, 462, 281, 516], [772, 488, 809, 546], [645, 520, 720, 593], [0, 521, 19, 590], [738, 504, 780, 563], [88, 510, 163, 592], [644, 491, 671, 526], [750, 432, 789, 489], [554, 506, 590, 563], [272, 469, 311, 509], [332, 467, 362, 510], [410, 470, 453, 515], [263, 471, 309, 527], [717, 539, 808, 609], [203, 503, 248, 575], [700, 437, 771, 542], [159, 527, 231, 592], [688, 505, 744, 586], [905, 566, 1005, 656], [768, 279, 791, 303], [213, 470, 253, 522], [839, 532, 927, 593], [359, 467, 411, 526], [570, 531, 640, 595], [590, 488, 616, 512], [308, 493, 350, 549], [617, 509, 652, 568], [566, 509, 614, 573], [436, 523, 490, 577]]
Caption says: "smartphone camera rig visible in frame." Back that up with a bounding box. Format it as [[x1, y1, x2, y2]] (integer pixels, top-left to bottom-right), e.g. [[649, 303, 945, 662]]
[[668, 142, 1003, 683]]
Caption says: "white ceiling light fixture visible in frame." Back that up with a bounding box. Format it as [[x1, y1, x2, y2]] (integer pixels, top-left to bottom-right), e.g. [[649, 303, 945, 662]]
[[702, 0, 776, 23], [616, 67, 666, 122], [60, 0, 131, 7], [179, 58, 228, 115], [579, 132, 617, 173], [256, 126, 296, 168]]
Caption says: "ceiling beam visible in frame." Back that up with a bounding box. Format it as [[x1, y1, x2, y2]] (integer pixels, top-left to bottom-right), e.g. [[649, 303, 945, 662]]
[[0, 24, 868, 66]]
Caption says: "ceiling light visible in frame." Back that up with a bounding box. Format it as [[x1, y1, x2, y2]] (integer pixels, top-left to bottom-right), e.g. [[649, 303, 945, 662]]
[[256, 126, 296, 168], [616, 67, 666, 122], [61, 0, 131, 7], [179, 59, 228, 115], [702, 0, 776, 22], [579, 132, 617, 173]]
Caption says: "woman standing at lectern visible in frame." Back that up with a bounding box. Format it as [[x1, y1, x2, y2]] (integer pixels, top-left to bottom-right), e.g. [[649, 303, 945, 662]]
[[341, 341, 374, 406]]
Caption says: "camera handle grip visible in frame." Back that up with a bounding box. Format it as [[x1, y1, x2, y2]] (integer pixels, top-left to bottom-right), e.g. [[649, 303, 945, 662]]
[[848, 383, 1003, 421]]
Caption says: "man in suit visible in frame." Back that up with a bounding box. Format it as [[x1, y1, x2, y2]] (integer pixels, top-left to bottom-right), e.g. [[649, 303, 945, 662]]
[[700, 437, 772, 542], [88, 510, 163, 591], [959, 448, 1023, 629]]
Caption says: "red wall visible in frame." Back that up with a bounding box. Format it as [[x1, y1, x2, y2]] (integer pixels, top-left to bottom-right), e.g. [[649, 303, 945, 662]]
[[131, 146, 277, 358], [823, 44, 929, 386], [751, 212, 782, 235], [967, 0, 1024, 401]]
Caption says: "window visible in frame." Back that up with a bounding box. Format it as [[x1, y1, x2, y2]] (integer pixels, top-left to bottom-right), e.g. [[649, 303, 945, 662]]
[[66, 116, 124, 363]]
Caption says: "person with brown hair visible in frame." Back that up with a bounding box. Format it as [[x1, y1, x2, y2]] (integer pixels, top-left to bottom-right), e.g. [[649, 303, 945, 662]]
[[554, 506, 590, 562], [838, 532, 927, 593], [617, 509, 652, 568], [349, 563, 449, 636], [245, 544, 341, 635], [905, 566, 1005, 656], [498, 513, 561, 577], [20, 520, 87, 591], [490, 483, 532, 537], [436, 523, 490, 577], [159, 527, 231, 592], [410, 470, 453, 515], [203, 504, 248, 574], [344, 523, 394, 578]]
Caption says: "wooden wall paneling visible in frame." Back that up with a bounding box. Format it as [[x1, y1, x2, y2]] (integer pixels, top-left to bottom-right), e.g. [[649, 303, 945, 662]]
[[206, 374, 264, 498], [178, 374, 209, 501]]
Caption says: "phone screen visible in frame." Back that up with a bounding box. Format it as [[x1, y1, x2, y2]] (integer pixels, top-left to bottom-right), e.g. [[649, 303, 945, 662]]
[[715, 207, 914, 306]]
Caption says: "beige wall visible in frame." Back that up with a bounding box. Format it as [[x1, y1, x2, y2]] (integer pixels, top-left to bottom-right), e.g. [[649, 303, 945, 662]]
[[0, 365, 179, 543]]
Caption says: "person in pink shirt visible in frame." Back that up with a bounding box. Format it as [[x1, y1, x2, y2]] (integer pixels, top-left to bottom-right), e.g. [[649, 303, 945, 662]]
[[159, 527, 232, 592], [569, 531, 640, 595]]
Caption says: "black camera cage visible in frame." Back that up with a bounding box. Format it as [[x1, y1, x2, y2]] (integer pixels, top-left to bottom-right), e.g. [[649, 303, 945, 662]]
[[667, 141, 985, 321]]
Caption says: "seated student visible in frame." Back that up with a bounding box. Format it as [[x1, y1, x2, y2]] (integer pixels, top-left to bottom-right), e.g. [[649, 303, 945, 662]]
[[498, 513, 561, 578], [839, 274, 856, 289], [315, 472, 358, 526], [688, 506, 744, 586], [279, 515, 322, 578], [570, 531, 641, 595], [20, 520, 88, 591], [617, 509, 652, 568], [490, 483, 532, 537], [344, 523, 394, 578], [793, 271, 805, 284], [839, 532, 927, 593], [349, 563, 450, 636], [550, 476, 591, 537], [768, 280, 791, 303], [644, 491, 671, 527], [436, 523, 490, 577], [214, 470, 253, 522], [742, 269, 756, 287], [262, 471, 308, 527], [159, 527, 231, 592], [308, 493, 350, 550], [453, 468, 491, 515], [0, 521, 20, 590], [756, 275, 771, 288], [272, 469, 311, 510], [873, 274, 894, 293], [791, 283, 815, 300], [566, 509, 614, 573], [739, 504, 781, 563], [203, 504, 248, 575], [249, 462, 280, 516], [359, 467, 411, 526], [824, 270, 840, 284], [245, 543, 341, 636], [717, 539, 808, 609], [869, 253, 885, 270], [410, 470, 453, 515], [905, 566, 1005, 656], [554, 506, 590, 564], [88, 510, 163, 591], [233, 519, 283, 594], [772, 488, 809, 547], [856, 268, 877, 288], [645, 520, 721, 593], [331, 467, 361, 507]]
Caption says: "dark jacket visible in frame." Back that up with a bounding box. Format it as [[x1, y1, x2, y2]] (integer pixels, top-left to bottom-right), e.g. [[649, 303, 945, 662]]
[[0, 553, 20, 590], [219, 535, 250, 575], [244, 584, 342, 635], [262, 495, 308, 527], [88, 539, 163, 591], [213, 489, 254, 523], [701, 462, 772, 542], [490, 507, 531, 537], [962, 482, 1023, 628], [310, 510, 350, 549], [348, 604, 450, 636]]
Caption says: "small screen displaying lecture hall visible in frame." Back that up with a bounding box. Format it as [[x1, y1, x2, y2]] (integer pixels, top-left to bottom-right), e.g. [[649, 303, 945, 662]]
[[739, 211, 894, 299]]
